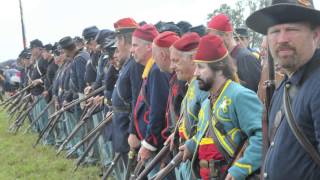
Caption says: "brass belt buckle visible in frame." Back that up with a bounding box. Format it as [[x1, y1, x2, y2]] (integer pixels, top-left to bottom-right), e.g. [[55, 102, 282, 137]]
[[199, 160, 209, 168]]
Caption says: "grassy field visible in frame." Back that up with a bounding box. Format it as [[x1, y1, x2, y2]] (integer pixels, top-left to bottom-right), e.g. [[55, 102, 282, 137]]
[[0, 111, 101, 180]]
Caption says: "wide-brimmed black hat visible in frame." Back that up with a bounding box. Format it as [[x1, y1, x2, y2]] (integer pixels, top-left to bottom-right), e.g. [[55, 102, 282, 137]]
[[44, 44, 53, 52], [18, 48, 31, 59], [159, 23, 182, 36], [59, 36, 75, 49], [188, 25, 206, 37], [102, 37, 116, 50], [234, 27, 249, 38], [176, 21, 192, 35], [246, 0, 320, 35], [82, 26, 99, 41], [30, 39, 43, 49], [95, 29, 115, 45]]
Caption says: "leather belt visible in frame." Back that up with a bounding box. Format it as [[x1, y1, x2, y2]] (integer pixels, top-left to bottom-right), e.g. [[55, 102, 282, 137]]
[[199, 159, 227, 168]]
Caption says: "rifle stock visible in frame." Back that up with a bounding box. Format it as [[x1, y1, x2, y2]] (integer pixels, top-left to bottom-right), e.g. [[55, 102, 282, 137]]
[[102, 153, 121, 180], [152, 151, 183, 180], [33, 113, 63, 147], [125, 148, 138, 180], [56, 104, 99, 156], [136, 144, 170, 180], [5, 92, 25, 112], [8, 93, 31, 115], [24, 99, 54, 134], [10, 96, 41, 134], [73, 130, 102, 172], [130, 160, 145, 180], [66, 112, 112, 158]]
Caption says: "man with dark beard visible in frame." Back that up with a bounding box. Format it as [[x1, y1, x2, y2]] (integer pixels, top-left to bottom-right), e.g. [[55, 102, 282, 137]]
[[167, 32, 209, 180], [179, 34, 263, 180]]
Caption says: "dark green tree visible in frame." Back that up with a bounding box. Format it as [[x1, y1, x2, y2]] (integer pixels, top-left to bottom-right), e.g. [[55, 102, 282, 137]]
[[207, 3, 244, 28]]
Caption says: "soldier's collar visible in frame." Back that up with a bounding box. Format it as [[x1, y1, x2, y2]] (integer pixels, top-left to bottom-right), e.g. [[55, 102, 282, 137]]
[[287, 49, 320, 86], [142, 58, 154, 79]]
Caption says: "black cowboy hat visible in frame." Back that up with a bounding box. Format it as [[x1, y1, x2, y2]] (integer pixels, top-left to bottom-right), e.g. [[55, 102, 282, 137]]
[[59, 36, 75, 49], [246, 0, 320, 35]]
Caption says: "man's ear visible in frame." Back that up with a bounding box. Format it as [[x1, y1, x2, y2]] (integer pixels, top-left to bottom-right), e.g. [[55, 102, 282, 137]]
[[313, 26, 320, 47]]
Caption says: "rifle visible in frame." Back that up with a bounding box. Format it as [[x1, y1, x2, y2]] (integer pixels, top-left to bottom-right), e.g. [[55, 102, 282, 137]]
[[125, 148, 138, 180], [73, 130, 102, 172], [48, 86, 105, 120], [136, 113, 183, 180], [8, 95, 30, 128], [23, 99, 54, 134], [102, 153, 121, 180], [33, 112, 63, 147], [8, 93, 31, 121], [151, 151, 183, 180], [8, 95, 40, 134], [136, 144, 170, 180], [66, 112, 113, 158], [8, 93, 29, 115], [10, 96, 41, 134], [56, 103, 99, 156], [5, 92, 25, 112], [262, 49, 275, 152], [130, 160, 145, 180], [0, 82, 33, 106]]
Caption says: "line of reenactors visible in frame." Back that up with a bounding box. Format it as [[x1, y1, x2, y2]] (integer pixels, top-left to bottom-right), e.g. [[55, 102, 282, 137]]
[[3, 0, 320, 179]]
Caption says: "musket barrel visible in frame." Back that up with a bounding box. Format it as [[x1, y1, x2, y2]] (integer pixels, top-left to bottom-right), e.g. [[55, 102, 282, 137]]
[[136, 144, 170, 180], [66, 112, 112, 158], [48, 86, 105, 119]]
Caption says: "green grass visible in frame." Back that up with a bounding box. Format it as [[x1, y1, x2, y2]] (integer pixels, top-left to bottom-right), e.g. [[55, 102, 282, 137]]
[[0, 111, 101, 180]]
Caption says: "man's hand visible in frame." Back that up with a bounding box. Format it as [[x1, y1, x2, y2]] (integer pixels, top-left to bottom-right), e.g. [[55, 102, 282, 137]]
[[85, 97, 94, 107], [93, 95, 103, 105], [42, 91, 49, 97], [164, 133, 175, 151], [178, 144, 192, 162], [138, 146, 152, 162], [84, 86, 92, 95], [32, 79, 43, 86], [128, 134, 140, 149], [225, 173, 235, 180]]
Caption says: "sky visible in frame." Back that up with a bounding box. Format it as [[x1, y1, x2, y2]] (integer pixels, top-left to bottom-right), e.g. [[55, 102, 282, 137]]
[[0, 0, 320, 62]]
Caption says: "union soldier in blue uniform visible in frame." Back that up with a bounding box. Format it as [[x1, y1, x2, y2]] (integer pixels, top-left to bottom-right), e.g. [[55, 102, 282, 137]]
[[59, 36, 89, 157], [51, 44, 68, 147], [247, 0, 320, 179], [129, 24, 171, 178], [29, 39, 55, 145], [110, 17, 143, 179]]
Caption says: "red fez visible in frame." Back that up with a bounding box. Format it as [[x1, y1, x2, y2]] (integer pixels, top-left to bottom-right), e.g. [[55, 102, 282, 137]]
[[194, 34, 228, 63], [172, 32, 200, 52], [153, 31, 179, 48], [133, 24, 159, 42], [114, 17, 139, 31], [207, 13, 233, 32]]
